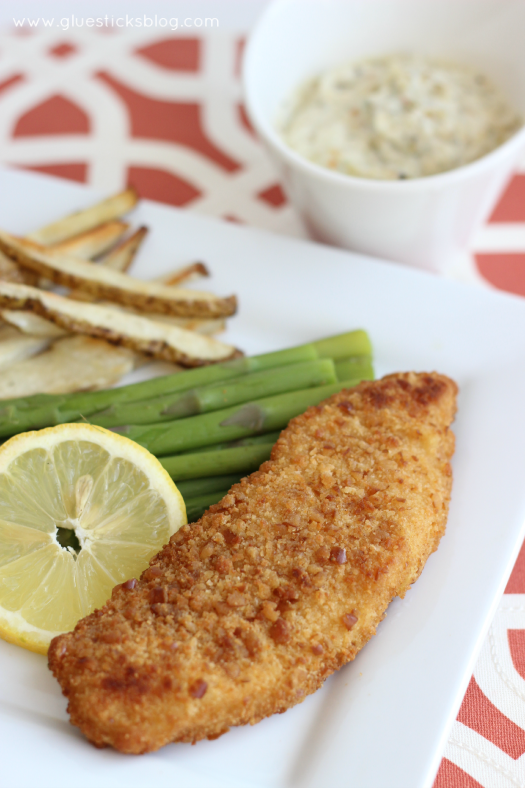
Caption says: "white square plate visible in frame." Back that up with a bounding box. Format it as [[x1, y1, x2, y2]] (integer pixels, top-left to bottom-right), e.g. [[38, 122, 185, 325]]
[[1, 167, 525, 788]]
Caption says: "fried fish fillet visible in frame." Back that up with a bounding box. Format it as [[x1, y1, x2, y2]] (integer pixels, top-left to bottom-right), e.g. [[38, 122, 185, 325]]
[[49, 372, 457, 754]]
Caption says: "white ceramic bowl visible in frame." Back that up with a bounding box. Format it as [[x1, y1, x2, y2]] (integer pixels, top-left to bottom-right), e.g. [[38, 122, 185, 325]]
[[243, 0, 525, 273]]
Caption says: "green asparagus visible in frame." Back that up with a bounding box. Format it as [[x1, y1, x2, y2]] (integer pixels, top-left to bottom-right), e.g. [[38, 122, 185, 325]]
[[176, 474, 243, 498], [185, 490, 229, 523], [0, 330, 371, 438], [180, 430, 281, 454], [87, 358, 338, 428], [335, 357, 374, 382], [159, 442, 273, 481], [117, 378, 360, 456]]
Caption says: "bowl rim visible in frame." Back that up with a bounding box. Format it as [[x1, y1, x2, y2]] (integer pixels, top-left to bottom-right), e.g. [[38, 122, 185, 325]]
[[243, 0, 525, 193]]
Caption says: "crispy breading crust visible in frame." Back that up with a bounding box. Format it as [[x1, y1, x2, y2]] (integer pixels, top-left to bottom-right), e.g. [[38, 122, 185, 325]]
[[49, 372, 457, 754]]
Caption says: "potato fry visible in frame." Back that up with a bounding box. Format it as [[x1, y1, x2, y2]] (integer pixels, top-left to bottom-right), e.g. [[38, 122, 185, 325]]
[[64, 227, 148, 301], [63, 290, 99, 303], [0, 336, 135, 398], [0, 334, 51, 371], [0, 309, 67, 338], [113, 310, 225, 335], [156, 262, 209, 286], [0, 232, 236, 318], [0, 324, 22, 341], [144, 315, 225, 335], [82, 299, 225, 335], [101, 226, 148, 272], [68, 257, 210, 302], [0, 250, 39, 286], [26, 187, 139, 246], [0, 281, 240, 366], [49, 221, 129, 259], [1, 305, 224, 338], [95, 302, 226, 335]]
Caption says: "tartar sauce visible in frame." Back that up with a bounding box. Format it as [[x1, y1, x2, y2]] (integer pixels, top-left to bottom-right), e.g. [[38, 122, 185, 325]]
[[279, 54, 522, 180]]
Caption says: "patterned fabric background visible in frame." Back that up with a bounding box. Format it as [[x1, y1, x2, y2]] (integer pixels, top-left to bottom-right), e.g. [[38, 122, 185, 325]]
[[1, 21, 525, 788]]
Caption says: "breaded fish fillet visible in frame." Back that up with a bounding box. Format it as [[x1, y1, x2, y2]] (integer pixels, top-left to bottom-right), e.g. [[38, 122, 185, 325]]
[[49, 372, 457, 754]]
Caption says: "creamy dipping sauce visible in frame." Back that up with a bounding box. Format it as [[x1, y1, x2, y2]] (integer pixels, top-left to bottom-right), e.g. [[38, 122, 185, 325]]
[[279, 54, 522, 180]]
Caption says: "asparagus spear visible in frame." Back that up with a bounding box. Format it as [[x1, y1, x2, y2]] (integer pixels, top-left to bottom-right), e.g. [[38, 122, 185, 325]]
[[118, 378, 360, 456], [180, 430, 281, 454], [0, 330, 370, 437], [0, 345, 315, 417], [313, 331, 371, 359], [176, 474, 243, 498], [159, 442, 273, 481], [185, 490, 229, 523], [335, 357, 374, 382], [10, 330, 369, 412], [87, 358, 337, 427]]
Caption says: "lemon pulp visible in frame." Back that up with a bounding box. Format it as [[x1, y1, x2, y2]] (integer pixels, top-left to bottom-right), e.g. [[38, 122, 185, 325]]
[[0, 424, 186, 653]]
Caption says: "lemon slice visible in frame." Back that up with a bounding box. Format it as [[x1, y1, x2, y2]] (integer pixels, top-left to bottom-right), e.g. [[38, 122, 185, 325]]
[[0, 423, 186, 654]]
